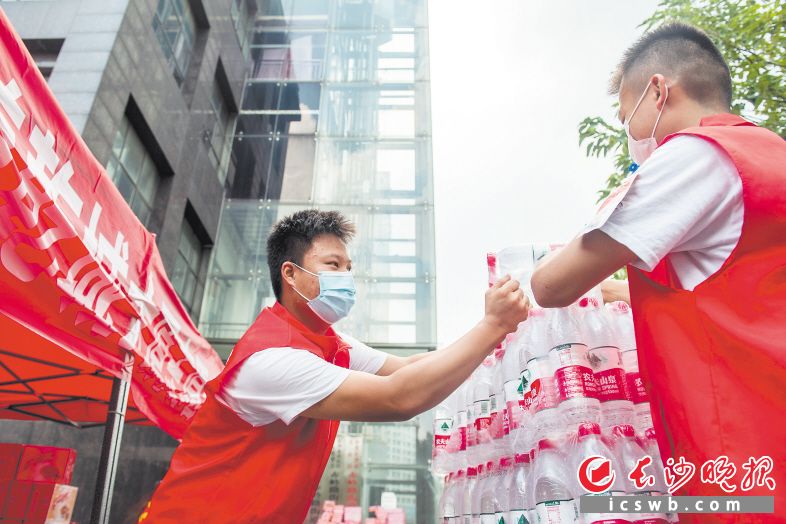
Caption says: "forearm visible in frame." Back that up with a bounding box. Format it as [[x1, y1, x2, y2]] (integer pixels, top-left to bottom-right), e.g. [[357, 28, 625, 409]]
[[532, 230, 636, 308], [387, 318, 507, 418], [601, 279, 630, 304]]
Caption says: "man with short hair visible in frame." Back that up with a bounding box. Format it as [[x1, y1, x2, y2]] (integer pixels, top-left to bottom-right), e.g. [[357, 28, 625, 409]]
[[532, 23, 786, 521], [145, 209, 530, 523]]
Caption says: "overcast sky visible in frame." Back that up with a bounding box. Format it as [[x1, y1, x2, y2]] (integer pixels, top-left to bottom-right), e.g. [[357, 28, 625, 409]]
[[428, 0, 659, 345]]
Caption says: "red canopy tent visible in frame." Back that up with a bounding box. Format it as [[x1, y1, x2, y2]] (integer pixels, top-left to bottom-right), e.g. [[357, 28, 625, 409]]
[[0, 8, 224, 522]]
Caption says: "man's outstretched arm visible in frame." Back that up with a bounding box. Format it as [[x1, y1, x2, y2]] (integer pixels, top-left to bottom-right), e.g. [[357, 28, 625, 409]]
[[301, 275, 530, 422], [530, 229, 637, 308]]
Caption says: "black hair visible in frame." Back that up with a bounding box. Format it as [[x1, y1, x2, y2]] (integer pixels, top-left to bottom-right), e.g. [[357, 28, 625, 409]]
[[266, 209, 356, 301], [610, 22, 732, 108]]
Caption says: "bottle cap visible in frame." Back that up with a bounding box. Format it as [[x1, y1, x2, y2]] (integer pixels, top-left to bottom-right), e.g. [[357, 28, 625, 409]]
[[612, 424, 636, 438], [467, 467, 477, 477], [578, 297, 600, 308], [514, 453, 530, 464], [577, 422, 601, 439], [537, 438, 558, 452]]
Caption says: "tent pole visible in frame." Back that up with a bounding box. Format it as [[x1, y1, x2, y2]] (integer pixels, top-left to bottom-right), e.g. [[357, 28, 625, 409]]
[[90, 352, 133, 524]]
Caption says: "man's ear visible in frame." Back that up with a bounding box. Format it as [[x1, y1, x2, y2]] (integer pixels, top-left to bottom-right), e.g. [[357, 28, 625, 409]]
[[281, 261, 296, 288], [653, 74, 669, 109]]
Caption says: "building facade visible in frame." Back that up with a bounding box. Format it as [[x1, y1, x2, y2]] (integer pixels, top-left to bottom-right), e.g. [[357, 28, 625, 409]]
[[2, 0, 438, 521]]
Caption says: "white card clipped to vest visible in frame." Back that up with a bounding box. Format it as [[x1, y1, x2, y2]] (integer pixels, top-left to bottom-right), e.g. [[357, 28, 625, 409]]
[[579, 169, 639, 237]]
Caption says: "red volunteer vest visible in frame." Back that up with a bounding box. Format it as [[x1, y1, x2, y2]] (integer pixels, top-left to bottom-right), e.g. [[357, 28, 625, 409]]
[[628, 114, 786, 522], [144, 302, 350, 523]]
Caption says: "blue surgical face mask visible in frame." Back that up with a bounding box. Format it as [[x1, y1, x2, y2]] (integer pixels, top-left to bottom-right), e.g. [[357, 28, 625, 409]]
[[290, 262, 356, 324]]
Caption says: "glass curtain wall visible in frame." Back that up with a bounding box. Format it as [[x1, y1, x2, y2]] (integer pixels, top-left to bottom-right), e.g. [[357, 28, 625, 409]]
[[199, 0, 437, 521]]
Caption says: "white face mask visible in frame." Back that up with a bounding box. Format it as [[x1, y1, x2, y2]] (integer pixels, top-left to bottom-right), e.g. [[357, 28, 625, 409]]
[[623, 81, 669, 165]]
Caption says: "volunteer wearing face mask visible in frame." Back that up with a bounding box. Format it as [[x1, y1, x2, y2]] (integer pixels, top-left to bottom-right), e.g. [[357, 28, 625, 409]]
[[531, 23, 786, 522], [143, 209, 530, 523]]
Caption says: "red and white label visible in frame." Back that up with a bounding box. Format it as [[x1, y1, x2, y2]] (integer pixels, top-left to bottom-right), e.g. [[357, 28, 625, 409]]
[[504, 378, 524, 430], [595, 368, 629, 402], [433, 417, 452, 456], [523, 378, 541, 411], [626, 372, 649, 404], [555, 365, 598, 402], [488, 394, 508, 439], [473, 399, 491, 432], [457, 426, 467, 452]]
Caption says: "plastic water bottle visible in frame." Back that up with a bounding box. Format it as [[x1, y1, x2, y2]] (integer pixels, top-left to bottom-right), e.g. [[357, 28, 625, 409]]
[[440, 472, 457, 524], [569, 422, 625, 495], [503, 326, 526, 454], [610, 424, 669, 523], [567, 422, 628, 524], [434, 393, 456, 474], [508, 453, 532, 524], [524, 356, 564, 445], [496, 244, 538, 304], [471, 463, 489, 523], [495, 456, 514, 524], [452, 470, 467, 524], [471, 359, 495, 465], [447, 382, 469, 472], [579, 297, 635, 434], [546, 307, 600, 426], [489, 357, 510, 460], [526, 449, 537, 524], [606, 301, 636, 352], [464, 466, 478, 524], [639, 428, 678, 523], [619, 349, 653, 435], [531, 438, 579, 523], [480, 461, 502, 524]]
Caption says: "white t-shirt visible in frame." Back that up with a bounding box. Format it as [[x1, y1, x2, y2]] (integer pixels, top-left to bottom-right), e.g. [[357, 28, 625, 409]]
[[216, 331, 388, 426], [597, 135, 744, 291]]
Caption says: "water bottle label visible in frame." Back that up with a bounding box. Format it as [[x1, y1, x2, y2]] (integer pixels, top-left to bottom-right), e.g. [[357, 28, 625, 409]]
[[535, 499, 579, 523], [474, 416, 492, 432], [480, 513, 497, 524], [587, 519, 632, 524], [504, 379, 524, 430], [555, 365, 598, 401], [433, 417, 452, 454], [626, 372, 648, 403], [502, 405, 510, 435], [458, 425, 467, 451], [523, 377, 539, 411], [463, 515, 472, 524], [509, 510, 530, 524], [473, 399, 492, 431], [595, 368, 629, 402], [631, 519, 668, 524], [494, 510, 507, 524], [489, 409, 506, 439]]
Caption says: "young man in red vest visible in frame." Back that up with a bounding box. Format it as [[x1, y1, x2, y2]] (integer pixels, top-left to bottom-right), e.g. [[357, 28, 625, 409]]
[[531, 23, 785, 522], [144, 209, 530, 522]]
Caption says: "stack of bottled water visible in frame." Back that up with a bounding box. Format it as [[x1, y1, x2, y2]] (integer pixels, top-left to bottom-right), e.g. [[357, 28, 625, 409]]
[[432, 246, 676, 524]]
